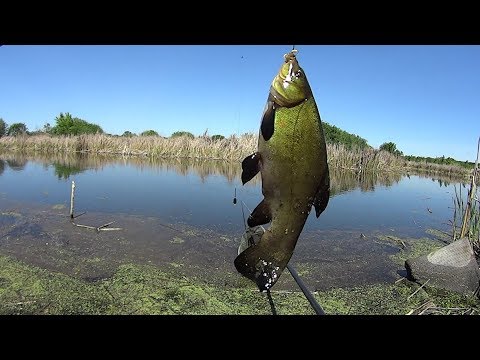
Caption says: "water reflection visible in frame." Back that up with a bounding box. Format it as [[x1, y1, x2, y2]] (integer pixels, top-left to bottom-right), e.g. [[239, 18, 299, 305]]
[[0, 151, 467, 249], [0, 152, 469, 194], [330, 170, 402, 195], [5, 158, 27, 171], [0, 152, 258, 186]]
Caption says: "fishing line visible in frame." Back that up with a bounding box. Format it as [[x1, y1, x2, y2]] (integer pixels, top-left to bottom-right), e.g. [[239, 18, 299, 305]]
[[266, 289, 277, 315], [241, 200, 247, 231]]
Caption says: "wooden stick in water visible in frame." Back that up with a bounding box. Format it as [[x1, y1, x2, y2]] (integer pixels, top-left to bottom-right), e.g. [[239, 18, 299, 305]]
[[70, 180, 76, 219]]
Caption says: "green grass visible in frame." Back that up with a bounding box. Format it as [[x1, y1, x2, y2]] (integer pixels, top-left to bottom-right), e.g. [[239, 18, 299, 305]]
[[1, 254, 478, 315]]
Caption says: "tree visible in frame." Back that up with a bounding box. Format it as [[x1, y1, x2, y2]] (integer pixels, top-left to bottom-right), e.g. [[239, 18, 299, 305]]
[[211, 134, 225, 141], [122, 131, 135, 137], [379, 142, 403, 156], [0, 118, 6, 137], [43, 122, 52, 134], [50, 112, 103, 135], [171, 131, 194, 139], [322, 121, 369, 149], [140, 130, 159, 136], [7, 122, 28, 136]]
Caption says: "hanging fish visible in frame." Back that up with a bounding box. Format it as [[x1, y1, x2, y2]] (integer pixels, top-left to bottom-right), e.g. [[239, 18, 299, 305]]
[[235, 49, 330, 292]]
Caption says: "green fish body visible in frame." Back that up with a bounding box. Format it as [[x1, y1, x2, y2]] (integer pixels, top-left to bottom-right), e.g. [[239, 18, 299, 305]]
[[234, 50, 330, 291]]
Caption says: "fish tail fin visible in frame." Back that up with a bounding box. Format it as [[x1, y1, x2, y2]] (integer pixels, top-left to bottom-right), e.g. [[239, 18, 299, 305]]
[[234, 230, 291, 292]]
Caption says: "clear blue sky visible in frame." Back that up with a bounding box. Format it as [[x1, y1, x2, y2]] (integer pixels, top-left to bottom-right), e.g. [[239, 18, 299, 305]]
[[1, 45, 479, 161]]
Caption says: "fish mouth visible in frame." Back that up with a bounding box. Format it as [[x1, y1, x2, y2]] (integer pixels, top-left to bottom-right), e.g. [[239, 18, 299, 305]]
[[270, 50, 309, 107], [281, 51, 302, 84]]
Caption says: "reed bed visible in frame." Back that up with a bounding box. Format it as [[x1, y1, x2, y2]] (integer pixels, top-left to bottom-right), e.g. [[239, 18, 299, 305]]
[[0, 133, 471, 177], [0, 133, 257, 161], [327, 143, 404, 171], [404, 160, 470, 178], [450, 138, 480, 255]]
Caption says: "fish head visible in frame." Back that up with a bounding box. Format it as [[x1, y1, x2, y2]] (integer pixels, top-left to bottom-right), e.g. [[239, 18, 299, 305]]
[[271, 50, 311, 107]]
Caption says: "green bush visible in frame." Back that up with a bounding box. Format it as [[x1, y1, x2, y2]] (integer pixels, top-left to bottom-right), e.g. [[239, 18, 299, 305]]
[[7, 122, 28, 136], [211, 134, 225, 141], [140, 130, 159, 136], [50, 112, 103, 135], [171, 131, 194, 139], [323, 121, 369, 149], [0, 118, 6, 137]]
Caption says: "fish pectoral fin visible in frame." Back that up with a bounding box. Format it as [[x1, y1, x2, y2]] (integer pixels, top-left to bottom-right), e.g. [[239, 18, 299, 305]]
[[241, 152, 261, 185], [313, 184, 330, 218], [313, 188, 330, 218], [247, 199, 271, 227], [260, 100, 275, 141]]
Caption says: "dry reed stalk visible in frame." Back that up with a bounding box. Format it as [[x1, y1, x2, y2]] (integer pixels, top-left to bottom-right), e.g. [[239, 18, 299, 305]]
[[460, 137, 480, 238]]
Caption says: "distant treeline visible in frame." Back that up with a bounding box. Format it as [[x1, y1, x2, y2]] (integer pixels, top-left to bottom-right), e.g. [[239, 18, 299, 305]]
[[404, 155, 474, 170], [0, 113, 474, 173], [322, 121, 370, 149]]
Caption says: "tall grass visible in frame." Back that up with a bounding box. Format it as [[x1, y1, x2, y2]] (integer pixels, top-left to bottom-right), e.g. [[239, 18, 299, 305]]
[[404, 159, 470, 177], [0, 133, 257, 161], [451, 138, 480, 255], [327, 143, 403, 171], [0, 133, 472, 177], [0, 133, 402, 170]]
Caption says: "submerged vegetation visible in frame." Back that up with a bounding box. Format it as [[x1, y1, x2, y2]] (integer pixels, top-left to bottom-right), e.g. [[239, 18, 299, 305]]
[[0, 254, 477, 315]]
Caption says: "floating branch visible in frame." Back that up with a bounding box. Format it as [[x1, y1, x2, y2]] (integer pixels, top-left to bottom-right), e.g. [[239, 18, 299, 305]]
[[68, 181, 122, 231], [72, 211, 86, 219], [71, 221, 122, 231], [407, 279, 430, 300]]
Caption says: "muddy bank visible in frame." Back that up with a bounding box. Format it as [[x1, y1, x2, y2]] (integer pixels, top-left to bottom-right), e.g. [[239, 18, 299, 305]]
[[1, 254, 478, 315], [0, 199, 406, 291], [1, 201, 479, 314]]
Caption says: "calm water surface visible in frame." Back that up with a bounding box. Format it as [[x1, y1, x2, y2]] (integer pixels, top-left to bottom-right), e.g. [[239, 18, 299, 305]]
[[0, 153, 467, 290]]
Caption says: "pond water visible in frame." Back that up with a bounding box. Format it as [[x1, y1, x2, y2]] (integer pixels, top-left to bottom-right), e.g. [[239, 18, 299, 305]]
[[0, 153, 468, 291]]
